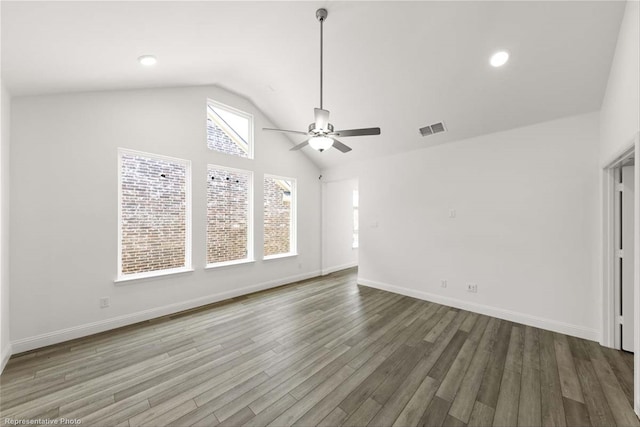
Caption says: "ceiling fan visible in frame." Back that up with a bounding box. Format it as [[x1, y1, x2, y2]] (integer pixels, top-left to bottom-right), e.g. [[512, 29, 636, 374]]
[[263, 8, 381, 153]]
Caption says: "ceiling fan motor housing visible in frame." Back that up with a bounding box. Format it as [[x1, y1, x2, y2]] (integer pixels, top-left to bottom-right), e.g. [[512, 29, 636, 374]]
[[309, 122, 333, 135]]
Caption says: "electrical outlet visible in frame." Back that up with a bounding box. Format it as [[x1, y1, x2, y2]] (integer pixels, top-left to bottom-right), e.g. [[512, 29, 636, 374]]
[[298, 263, 302, 269], [100, 297, 110, 308], [466, 283, 477, 293], [449, 209, 456, 218], [441, 280, 447, 288]]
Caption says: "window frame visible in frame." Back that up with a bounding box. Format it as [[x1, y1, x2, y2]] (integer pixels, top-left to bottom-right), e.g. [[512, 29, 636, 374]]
[[205, 164, 254, 269], [263, 174, 297, 260], [116, 148, 193, 283], [206, 98, 254, 159]]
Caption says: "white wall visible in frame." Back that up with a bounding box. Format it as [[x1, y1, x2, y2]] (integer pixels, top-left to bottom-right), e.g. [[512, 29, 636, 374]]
[[325, 112, 601, 340], [322, 178, 358, 274], [10, 85, 322, 352], [1, 80, 12, 371], [600, 0, 640, 161]]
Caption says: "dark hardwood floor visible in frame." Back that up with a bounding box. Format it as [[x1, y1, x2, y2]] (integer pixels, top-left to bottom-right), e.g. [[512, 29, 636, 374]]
[[0, 268, 637, 426]]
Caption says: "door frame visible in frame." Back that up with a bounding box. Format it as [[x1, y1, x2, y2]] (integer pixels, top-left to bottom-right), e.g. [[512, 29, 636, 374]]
[[602, 132, 640, 415]]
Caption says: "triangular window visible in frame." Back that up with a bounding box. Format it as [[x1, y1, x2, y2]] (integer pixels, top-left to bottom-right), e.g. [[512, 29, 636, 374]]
[[207, 99, 253, 158]]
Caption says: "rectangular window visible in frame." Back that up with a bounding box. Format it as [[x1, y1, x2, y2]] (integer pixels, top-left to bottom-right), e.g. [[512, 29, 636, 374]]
[[118, 149, 192, 281], [207, 166, 253, 267], [353, 189, 359, 248], [264, 175, 296, 258], [207, 99, 253, 159]]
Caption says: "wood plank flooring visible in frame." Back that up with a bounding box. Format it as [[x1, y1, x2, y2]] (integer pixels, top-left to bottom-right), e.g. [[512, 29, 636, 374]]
[[0, 268, 637, 426]]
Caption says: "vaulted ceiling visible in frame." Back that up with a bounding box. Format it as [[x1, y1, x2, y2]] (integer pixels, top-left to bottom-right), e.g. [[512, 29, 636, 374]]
[[1, 1, 626, 170]]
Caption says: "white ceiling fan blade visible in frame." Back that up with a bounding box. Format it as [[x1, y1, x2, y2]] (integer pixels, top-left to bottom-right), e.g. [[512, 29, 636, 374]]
[[289, 139, 310, 151], [333, 127, 381, 137], [332, 139, 352, 153], [263, 128, 308, 136], [314, 108, 330, 130]]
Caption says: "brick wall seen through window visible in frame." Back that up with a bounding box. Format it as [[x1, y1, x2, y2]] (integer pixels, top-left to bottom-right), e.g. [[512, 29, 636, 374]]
[[207, 166, 251, 265], [119, 151, 190, 277], [264, 176, 295, 257]]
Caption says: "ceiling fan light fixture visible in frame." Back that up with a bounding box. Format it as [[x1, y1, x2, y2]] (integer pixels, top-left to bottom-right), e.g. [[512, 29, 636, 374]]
[[309, 136, 334, 152]]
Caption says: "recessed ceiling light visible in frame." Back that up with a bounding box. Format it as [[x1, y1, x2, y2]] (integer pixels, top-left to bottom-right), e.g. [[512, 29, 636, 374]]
[[138, 55, 157, 66], [490, 51, 509, 67]]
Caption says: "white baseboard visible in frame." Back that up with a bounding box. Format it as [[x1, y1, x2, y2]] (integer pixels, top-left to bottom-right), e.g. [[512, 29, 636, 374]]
[[358, 277, 599, 341], [1, 342, 12, 374], [11, 270, 321, 354], [322, 262, 358, 276]]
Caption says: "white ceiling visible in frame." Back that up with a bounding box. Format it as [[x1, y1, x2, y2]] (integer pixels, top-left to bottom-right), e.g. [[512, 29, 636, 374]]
[[1, 1, 626, 170]]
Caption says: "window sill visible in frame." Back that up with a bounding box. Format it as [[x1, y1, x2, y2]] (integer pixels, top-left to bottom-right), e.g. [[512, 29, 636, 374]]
[[115, 267, 194, 284], [263, 252, 298, 261], [206, 259, 255, 269]]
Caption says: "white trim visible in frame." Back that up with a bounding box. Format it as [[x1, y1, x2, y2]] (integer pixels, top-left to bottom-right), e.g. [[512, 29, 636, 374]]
[[602, 163, 617, 347], [117, 148, 192, 281], [359, 277, 599, 341], [321, 181, 328, 276], [115, 267, 194, 284], [634, 133, 640, 417], [264, 174, 297, 257], [322, 262, 358, 276], [601, 143, 636, 169], [206, 259, 255, 269], [353, 189, 359, 249], [207, 165, 254, 266], [602, 141, 637, 348], [11, 270, 321, 354], [117, 148, 193, 165], [185, 155, 193, 271], [1, 342, 12, 374], [263, 252, 298, 261]]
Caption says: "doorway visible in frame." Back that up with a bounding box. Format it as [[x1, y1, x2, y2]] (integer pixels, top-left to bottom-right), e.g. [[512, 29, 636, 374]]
[[321, 178, 359, 275], [602, 134, 640, 416]]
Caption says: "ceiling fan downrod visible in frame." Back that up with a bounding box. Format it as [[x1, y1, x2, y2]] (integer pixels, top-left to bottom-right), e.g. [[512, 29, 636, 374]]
[[316, 8, 327, 110]]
